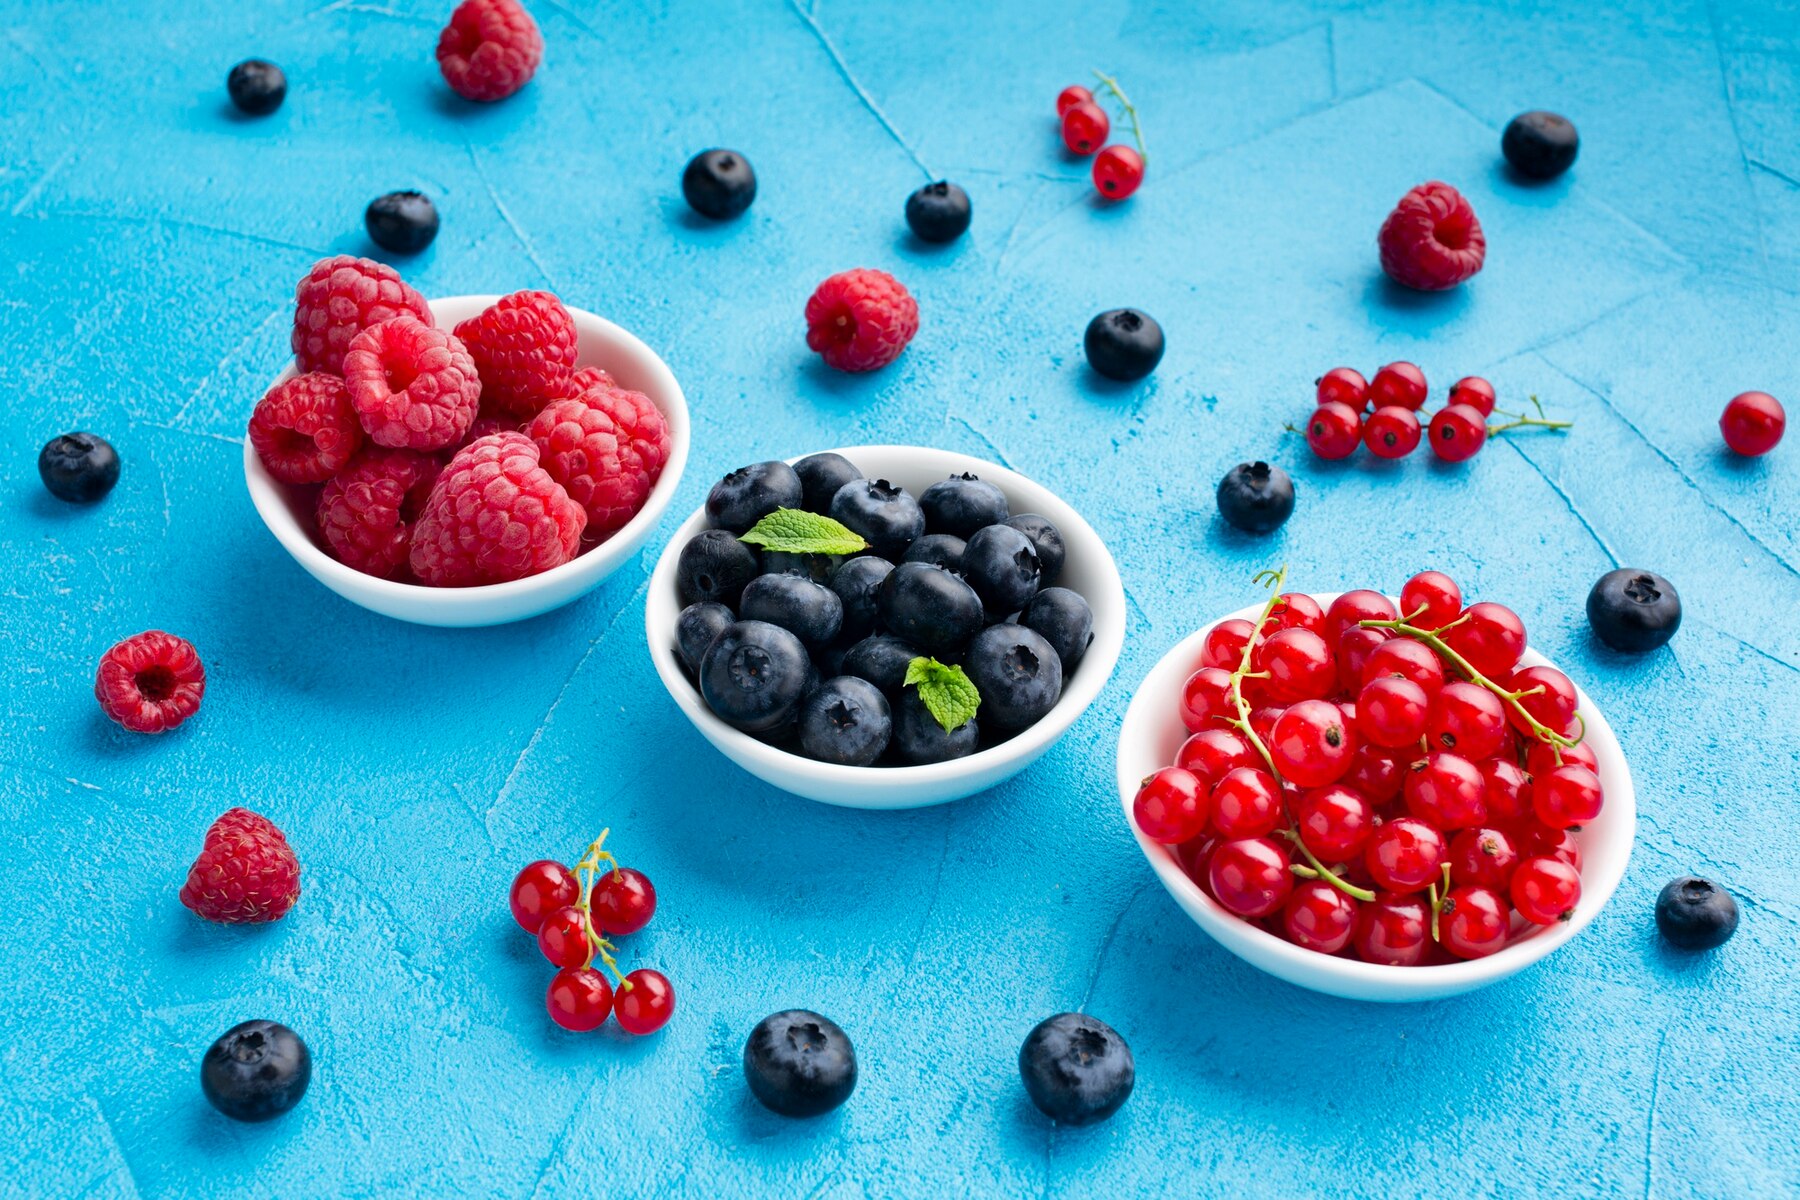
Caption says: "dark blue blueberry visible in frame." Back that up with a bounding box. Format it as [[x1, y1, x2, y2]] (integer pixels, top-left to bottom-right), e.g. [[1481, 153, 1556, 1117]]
[[1084, 308, 1164, 382], [829, 478, 924, 561], [813, 635, 854, 679], [740, 573, 843, 647], [963, 524, 1042, 615], [1655, 877, 1738, 950], [905, 180, 972, 244], [201, 1020, 311, 1122], [892, 691, 980, 765], [364, 190, 439, 255], [1502, 111, 1579, 181], [699, 621, 814, 735], [1021, 587, 1093, 671], [1587, 569, 1681, 653], [878, 562, 985, 655], [830, 556, 894, 641], [676, 529, 760, 607], [38, 432, 120, 503], [682, 149, 757, 220], [964, 624, 1063, 731], [903, 533, 966, 573], [675, 601, 734, 674], [1018, 1012, 1134, 1126], [227, 59, 286, 116], [1216, 461, 1294, 534], [707, 461, 803, 534], [798, 677, 892, 766], [761, 550, 836, 583], [1004, 514, 1065, 587], [744, 1010, 857, 1118], [920, 472, 1008, 538], [792, 452, 863, 513], [841, 635, 923, 695]]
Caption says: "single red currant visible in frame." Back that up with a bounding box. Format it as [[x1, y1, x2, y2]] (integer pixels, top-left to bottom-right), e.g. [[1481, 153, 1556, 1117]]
[[1365, 817, 1448, 892], [1281, 880, 1359, 954], [1207, 837, 1295, 918], [613, 968, 676, 1035], [1532, 763, 1603, 829], [1175, 834, 1218, 893], [1440, 885, 1510, 958], [1507, 665, 1578, 739], [1055, 84, 1094, 117], [1399, 571, 1463, 629], [1513, 821, 1582, 870], [1179, 666, 1238, 732], [1201, 618, 1255, 669], [1360, 636, 1447, 696], [1335, 627, 1390, 694], [1448, 376, 1497, 417], [1719, 390, 1785, 456], [510, 859, 579, 934], [1174, 728, 1257, 791], [1252, 627, 1336, 703], [1428, 403, 1488, 462], [1369, 362, 1428, 410], [1511, 855, 1581, 924], [1295, 783, 1375, 861], [1266, 592, 1327, 635], [1448, 826, 1521, 890], [546, 967, 613, 1032], [1356, 676, 1430, 748], [1315, 367, 1369, 410], [1525, 736, 1597, 778], [1306, 402, 1363, 460], [1247, 705, 1285, 749], [1270, 700, 1356, 787], [1092, 144, 1144, 199], [1133, 766, 1210, 843], [1478, 757, 1533, 823], [1403, 752, 1488, 830], [1209, 767, 1283, 839], [1426, 681, 1508, 760], [537, 905, 595, 969], [1343, 743, 1405, 804], [1324, 590, 1399, 648], [1061, 101, 1109, 155], [1353, 892, 1431, 965], [592, 867, 657, 936], [1442, 602, 1526, 678], [1364, 406, 1422, 458]]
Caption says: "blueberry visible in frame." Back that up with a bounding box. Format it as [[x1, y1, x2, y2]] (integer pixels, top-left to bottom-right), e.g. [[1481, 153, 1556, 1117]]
[[963, 524, 1043, 614], [707, 461, 804, 534], [226, 59, 286, 116], [740, 573, 843, 646], [830, 556, 894, 640], [699, 621, 814, 734], [829, 478, 925, 561], [682, 149, 757, 220], [904, 180, 972, 244], [38, 432, 120, 503], [675, 602, 735, 674], [1655, 877, 1738, 950], [792, 452, 863, 513], [1216, 461, 1294, 534], [364, 190, 439, 255], [1021, 587, 1093, 671], [676, 529, 760, 607], [761, 550, 835, 583], [964, 624, 1063, 731], [878, 562, 985, 655], [1587, 569, 1681, 653], [903, 533, 966, 573], [813, 635, 854, 679], [1004, 514, 1065, 587], [798, 677, 892, 766], [1018, 1012, 1134, 1126], [893, 691, 980, 764], [1502, 111, 1579, 181], [841, 634, 923, 694], [744, 1010, 857, 1118], [1084, 308, 1164, 382], [920, 472, 1008, 538], [201, 1020, 311, 1122]]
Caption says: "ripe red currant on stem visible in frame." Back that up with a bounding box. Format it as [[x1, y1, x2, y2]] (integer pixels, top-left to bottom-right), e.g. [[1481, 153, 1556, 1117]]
[[1295, 783, 1375, 861], [1354, 893, 1431, 965], [613, 968, 676, 1035], [1209, 767, 1283, 839], [1511, 855, 1581, 924], [1356, 676, 1430, 747], [1365, 817, 1447, 892], [1478, 757, 1533, 823], [1404, 751, 1488, 830], [1361, 636, 1447, 696], [1507, 665, 1578, 739], [1449, 376, 1497, 417], [1282, 880, 1359, 954], [1429, 404, 1489, 462], [1440, 885, 1510, 959], [1252, 627, 1335, 703], [1448, 826, 1521, 890], [1133, 766, 1210, 843], [1336, 627, 1390, 694], [592, 867, 657, 936], [510, 859, 579, 934], [1174, 728, 1257, 790], [1305, 402, 1363, 460], [1399, 570, 1462, 629], [1266, 592, 1326, 635], [1514, 821, 1582, 870], [1442, 602, 1526, 678], [1324, 590, 1399, 649], [1179, 666, 1238, 732], [1201, 618, 1255, 669], [1526, 736, 1597, 778], [1315, 367, 1368, 409], [547, 967, 614, 1032], [1208, 837, 1295, 918], [1369, 362, 1428, 410], [537, 905, 594, 969], [1270, 699, 1356, 787], [1719, 391, 1785, 457], [1092, 145, 1144, 199], [1344, 743, 1405, 803], [1055, 84, 1094, 117], [1426, 681, 1509, 760], [1060, 101, 1109, 155], [1532, 763, 1603, 829], [1364, 406, 1421, 458]]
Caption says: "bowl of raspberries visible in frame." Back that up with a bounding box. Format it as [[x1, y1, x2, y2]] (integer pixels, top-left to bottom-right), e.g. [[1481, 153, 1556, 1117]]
[[244, 257, 688, 626], [1116, 572, 1635, 1001], [646, 446, 1126, 809]]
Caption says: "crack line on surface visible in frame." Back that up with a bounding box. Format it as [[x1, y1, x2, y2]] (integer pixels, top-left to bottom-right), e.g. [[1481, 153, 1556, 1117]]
[[1643, 1028, 1667, 1200], [1687, 616, 1800, 676], [947, 414, 1015, 469], [538, 0, 602, 39], [1324, 19, 1337, 98], [133, 420, 245, 447], [1749, 158, 1800, 190], [9, 147, 74, 217], [171, 304, 288, 426], [1078, 880, 1149, 1015], [788, 0, 932, 180], [21, 210, 327, 258], [466, 143, 563, 291], [1502, 439, 1619, 567], [527, 1078, 602, 1200], [1703, 0, 1772, 291], [304, 0, 436, 25]]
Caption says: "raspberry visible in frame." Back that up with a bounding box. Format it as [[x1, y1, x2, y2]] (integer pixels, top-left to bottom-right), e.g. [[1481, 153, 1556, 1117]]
[[409, 432, 586, 586], [291, 255, 433, 377], [1378, 181, 1487, 291], [436, 0, 543, 103], [459, 414, 521, 448], [567, 365, 614, 394], [179, 808, 301, 924], [452, 290, 578, 419], [95, 630, 206, 734], [343, 317, 482, 452], [527, 385, 668, 537], [247, 372, 364, 484], [804, 268, 919, 373], [317, 448, 443, 578]]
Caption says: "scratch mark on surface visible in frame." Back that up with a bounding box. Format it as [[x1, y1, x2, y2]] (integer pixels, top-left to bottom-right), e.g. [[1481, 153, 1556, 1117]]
[[305, 0, 435, 25], [9, 147, 73, 216], [135, 420, 244, 447], [1324, 20, 1338, 98], [28, 210, 326, 257], [789, 0, 932, 179], [1688, 616, 1800, 676], [1078, 880, 1148, 1014], [896, 812, 953, 975], [1703, 0, 1771, 289], [1122, 584, 1152, 632], [1643, 1028, 1667, 1200], [1503, 440, 1620, 567], [172, 305, 288, 426], [539, 0, 602, 39], [2, 760, 103, 793], [947, 414, 1015, 469], [466, 144, 562, 291], [526, 1079, 601, 1200], [1749, 158, 1800, 190]]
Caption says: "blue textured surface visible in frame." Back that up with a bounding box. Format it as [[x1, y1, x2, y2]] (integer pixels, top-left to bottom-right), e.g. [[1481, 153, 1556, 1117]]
[[2, 1, 1798, 1196]]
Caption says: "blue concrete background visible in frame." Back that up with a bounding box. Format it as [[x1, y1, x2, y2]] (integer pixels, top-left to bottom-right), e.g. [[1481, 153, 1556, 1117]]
[[1, 0, 1796, 1195]]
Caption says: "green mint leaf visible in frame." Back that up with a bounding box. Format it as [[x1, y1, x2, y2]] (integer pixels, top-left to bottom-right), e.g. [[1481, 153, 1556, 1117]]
[[904, 656, 981, 733], [738, 508, 870, 556]]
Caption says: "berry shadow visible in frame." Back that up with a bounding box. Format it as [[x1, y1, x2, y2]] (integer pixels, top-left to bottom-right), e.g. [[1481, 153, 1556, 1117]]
[[80, 711, 198, 760], [893, 229, 969, 263], [1362, 271, 1472, 330], [212, 99, 286, 129], [725, 1081, 851, 1142], [1710, 445, 1767, 476], [24, 487, 107, 521], [1491, 158, 1576, 202], [1071, 366, 1156, 406], [797, 355, 900, 406], [666, 199, 753, 237]]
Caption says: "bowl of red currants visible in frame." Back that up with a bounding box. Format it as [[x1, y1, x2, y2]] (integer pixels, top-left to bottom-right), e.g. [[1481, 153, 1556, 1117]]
[[1117, 571, 1635, 1002]]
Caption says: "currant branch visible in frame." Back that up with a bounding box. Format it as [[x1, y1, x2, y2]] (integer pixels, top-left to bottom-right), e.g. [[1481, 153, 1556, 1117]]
[[1487, 394, 1572, 438], [1426, 863, 1452, 943], [571, 830, 629, 988], [1091, 69, 1147, 162]]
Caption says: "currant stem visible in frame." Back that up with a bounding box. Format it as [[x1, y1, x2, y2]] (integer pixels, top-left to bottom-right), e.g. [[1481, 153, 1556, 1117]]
[[1488, 395, 1573, 437], [571, 830, 629, 987], [1427, 864, 1452, 943], [1091, 69, 1148, 162]]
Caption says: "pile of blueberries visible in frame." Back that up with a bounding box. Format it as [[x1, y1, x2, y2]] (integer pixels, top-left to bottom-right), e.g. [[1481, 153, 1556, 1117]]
[[672, 453, 1095, 766]]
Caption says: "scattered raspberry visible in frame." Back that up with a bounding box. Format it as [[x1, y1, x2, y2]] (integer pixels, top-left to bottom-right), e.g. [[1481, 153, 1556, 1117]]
[[95, 631, 206, 734], [804, 268, 919, 372], [452, 290, 578, 420], [567, 366, 615, 394], [409, 432, 586, 585], [317, 449, 443, 578], [527, 385, 667, 537], [291, 255, 433, 377], [179, 808, 301, 924], [247, 373, 364, 484], [343, 317, 482, 452], [1378, 181, 1487, 291], [437, 0, 543, 103]]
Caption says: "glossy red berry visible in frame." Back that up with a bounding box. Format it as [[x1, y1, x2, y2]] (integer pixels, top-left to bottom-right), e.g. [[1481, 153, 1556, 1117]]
[[1315, 367, 1368, 409], [1175, 834, 1219, 892], [1448, 826, 1521, 890], [1344, 743, 1406, 804], [1266, 592, 1326, 636], [1270, 700, 1356, 787], [1514, 821, 1582, 870], [1440, 885, 1510, 959], [1061, 101, 1109, 155], [1364, 406, 1421, 458], [1055, 85, 1094, 117], [1361, 636, 1447, 696], [1247, 705, 1285, 748], [1369, 362, 1428, 410], [1295, 783, 1375, 861], [1324, 590, 1399, 648], [1133, 767, 1209, 843], [1365, 817, 1448, 892], [1532, 763, 1603, 829], [1252, 628, 1335, 703], [1428, 403, 1488, 462], [1478, 757, 1533, 823], [1179, 666, 1238, 732], [1525, 737, 1597, 779], [1443, 602, 1526, 678], [1511, 855, 1581, 924], [1404, 751, 1488, 830], [1281, 880, 1358, 954], [537, 905, 594, 969], [1201, 618, 1255, 669], [592, 867, 657, 936], [1210, 767, 1283, 839], [509, 859, 579, 934], [1336, 627, 1390, 694], [1719, 390, 1785, 456], [1507, 665, 1578, 739], [1356, 676, 1430, 748], [1092, 145, 1144, 200], [1426, 681, 1508, 760], [1448, 376, 1497, 417], [1174, 728, 1258, 790], [1305, 402, 1363, 460], [613, 968, 675, 1035], [1399, 571, 1462, 629], [1353, 893, 1431, 965], [547, 967, 614, 1032], [1208, 837, 1295, 918]]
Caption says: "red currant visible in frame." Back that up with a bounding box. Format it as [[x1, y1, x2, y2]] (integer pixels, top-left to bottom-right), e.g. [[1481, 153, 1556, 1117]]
[[1507, 665, 1578, 739], [1513, 821, 1582, 870], [1315, 367, 1369, 410], [613, 968, 676, 1035], [1403, 751, 1488, 830], [1295, 783, 1374, 861], [1720, 390, 1785, 456], [1478, 757, 1533, 823], [1209, 767, 1283, 839], [1353, 892, 1431, 965], [1281, 880, 1359, 954], [1270, 699, 1356, 787], [592, 867, 657, 936], [509, 859, 579, 934], [1306, 402, 1363, 460], [546, 966, 613, 1032], [1448, 376, 1496, 417], [1369, 362, 1428, 410], [1266, 592, 1326, 636], [1399, 570, 1463, 629], [1207, 837, 1294, 918], [1060, 101, 1109, 155], [1252, 627, 1336, 703], [1324, 590, 1399, 648], [1511, 855, 1581, 924], [1364, 406, 1422, 458], [1360, 636, 1447, 696], [1175, 833, 1218, 893], [1355, 676, 1430, 748], [1247, 705, 1285, 748], [1448, 826, 1520, 889], [1442, 602, 1526, 678], [1440, 885, 1510, 958], [1179, 666, 1238, 732], [1092, 144, 1144, 199], [1428, 403, 1488, 462], [1426, 681, 1508, 760], [1335, 627, 1389, 694], [1525, 736, 1597, 778], [1055, 84, 1094, 117], [1343, 743, 1405, 804], [1174, 728, 1257, 790], [537, 905, 594, 969], [1133, 766, 1209, 843], [1365, 816, 1448, 892], [1531, 763, 1603, 829], [1201, 618, 1255, 669]]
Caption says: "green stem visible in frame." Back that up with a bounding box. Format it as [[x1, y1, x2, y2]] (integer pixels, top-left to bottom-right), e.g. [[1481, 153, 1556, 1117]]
[[1091, 69, 1148, 163], [1489, 394, 1573, 437], [571, 830, 629, 988]]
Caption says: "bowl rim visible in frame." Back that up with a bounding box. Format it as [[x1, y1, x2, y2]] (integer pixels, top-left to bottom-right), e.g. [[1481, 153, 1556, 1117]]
[[1116, 591, 1636, 996], [645, 444, 1127, 794], [243, 294, 691, 611]]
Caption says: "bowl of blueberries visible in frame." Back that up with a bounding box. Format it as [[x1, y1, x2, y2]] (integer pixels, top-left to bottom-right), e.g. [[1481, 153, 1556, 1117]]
[[645, 446, 1126, 808]]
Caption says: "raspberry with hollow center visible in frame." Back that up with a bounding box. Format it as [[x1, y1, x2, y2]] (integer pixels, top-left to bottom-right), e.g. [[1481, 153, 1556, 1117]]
[[1378, 181, 1487, 291], [248, 372, 364, 484], [437, 0, 543, 103], [452, 290, 578, 419], [344, 317, 482, 452], [527, 385, 668, 538], [95, 630, 206, 733], [291, 255, 433, 377], [317, 448, 443, 578], [179, 807, 301, 924], [804, 268, 919, 373], [409, 431, 586, 585]]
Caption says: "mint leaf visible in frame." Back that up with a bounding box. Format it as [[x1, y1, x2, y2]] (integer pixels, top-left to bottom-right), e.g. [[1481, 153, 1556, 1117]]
[[739, 508, 869, 556], [904, 657, 981, 733]]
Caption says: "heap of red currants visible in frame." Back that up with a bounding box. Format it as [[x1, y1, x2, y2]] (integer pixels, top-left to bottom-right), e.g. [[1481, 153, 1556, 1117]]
[[1055, 73, 1148, 201], [1300, 363, 1571, 464], [508, 831, 674, 1034], [1133, 568, 1601, 966]]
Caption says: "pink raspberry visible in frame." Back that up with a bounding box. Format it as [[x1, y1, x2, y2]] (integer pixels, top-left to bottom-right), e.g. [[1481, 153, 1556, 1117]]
[[1378, 181, 1487, 291], [409, 432, 586, 586], [291, 255, 433, 377], [247, 372, 363, 484], [343, 316, 482, 452], [567, 366, 614, 394], [179, 807, 302, 925], [804, 268, 919, 372], [458, 414, 521, 449], [95, 630, 206, 734], [452, 290, 578, 420], [317, 448, 443, 579], [437, 0, 543, 103], [527, 384, 668, 537]]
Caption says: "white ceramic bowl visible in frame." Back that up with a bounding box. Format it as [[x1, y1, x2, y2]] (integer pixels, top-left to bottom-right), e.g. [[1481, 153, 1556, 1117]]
[[244, 295, 690, 627], [1117, 593, 1635, 1002], [646, 446, 1126, 809]]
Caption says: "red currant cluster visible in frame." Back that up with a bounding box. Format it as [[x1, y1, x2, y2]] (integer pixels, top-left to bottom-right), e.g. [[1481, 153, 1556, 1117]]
[[1055, 73, 1147, 201], [1299, 363, 1570, 464], [508, 832, 674, 1034], [1134, 568, 1602, 966]]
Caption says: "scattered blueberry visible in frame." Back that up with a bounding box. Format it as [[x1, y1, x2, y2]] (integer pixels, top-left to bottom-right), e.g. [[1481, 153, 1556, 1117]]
[[798, 677, 892, 766], [829, 478, 925, 561], [226, 59, 286, 116], [1655, 877, 1738, 950], [1004, 514, 1065, 587], [920, 472, 1008, 538], [964, 624, 1063, 730], [841, 634, 923, 695], [1216, 461, 1294, 534], [904, 180, 972, 244], [793, 452, 864, 513], [1022, 587, 1093, 671], [707, 461, 804, 534], [682, 149, 757, 220], [1502, 111, 1579, 181], [893, 691, 980, 764], [744, 1010, 857, 1118], [740, 573, 844, 647], [1084, 308, 1164, 382], [1586, 569, 1681, 653], [675, 601, 735, 674], [1018, 1012, 1134, 1126], [699, 621, 815, 735], [201, 1020, 311, 1122], [878, 562, 985, 655], [364, 190, 439, 255], [963, 524, 1043, 614], [902, 533, 966, 573], [830, 556, 894, 641], [676, 529, 761, 607], [37, 432, 120, 503]]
